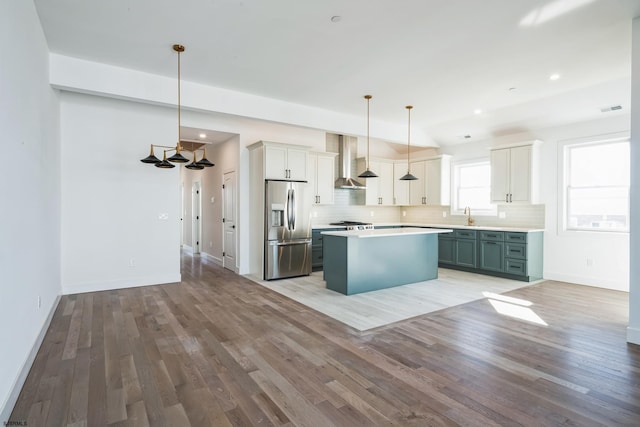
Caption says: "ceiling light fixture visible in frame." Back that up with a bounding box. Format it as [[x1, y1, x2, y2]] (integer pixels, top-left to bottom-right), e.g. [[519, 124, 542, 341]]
[[474, 109, 483, 115], [399, 105, 418, 181], [549, 73, 560, 81], [141, 44, 214, 170], [358, 95, 378, 178], [199, 133, 207, 139]]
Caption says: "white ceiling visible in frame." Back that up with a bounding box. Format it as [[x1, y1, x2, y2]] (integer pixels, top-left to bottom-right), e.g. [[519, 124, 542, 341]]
[[34, 0, 640, 146]]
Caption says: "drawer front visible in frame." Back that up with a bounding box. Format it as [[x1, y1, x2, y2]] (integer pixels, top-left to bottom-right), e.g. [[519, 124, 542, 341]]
[[455, 229, 477, 239], [505, 232, 527, 243], [480, 231, 504, 241], [505, 258, 527, 276], [505, 243, 526, 260]]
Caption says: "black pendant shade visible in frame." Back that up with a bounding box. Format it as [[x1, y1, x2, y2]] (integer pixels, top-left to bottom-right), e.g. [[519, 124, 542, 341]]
[[167, 146, 189, 163], [140, 145, 160, 164], [359, 169, 378, 178], [155, 151, 175, 168], [185, 152, 204, 170], [195, 148, 215, 167], [399, 172, 418, 181]]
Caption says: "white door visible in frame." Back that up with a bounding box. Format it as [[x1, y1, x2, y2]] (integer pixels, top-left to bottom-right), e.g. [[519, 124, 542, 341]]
[[286, 148, 308, 181], [223, 171, 236, 271], [315, 155, 334, 205], [192, 181, 201, 254], [180, 183, 184, 246], [509, 145, 531, 202], [490, 148, 510, 203], [378, 161, 395, 205]]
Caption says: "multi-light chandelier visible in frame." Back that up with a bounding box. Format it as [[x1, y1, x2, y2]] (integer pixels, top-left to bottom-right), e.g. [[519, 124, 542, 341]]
[[140, 44, 214, 170]]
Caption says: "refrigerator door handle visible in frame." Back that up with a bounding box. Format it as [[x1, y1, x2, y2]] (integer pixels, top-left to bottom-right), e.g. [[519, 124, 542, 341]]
[[268, 239, 312, 246], [285, 188, 292, 231], [290, 188, 296, 230]]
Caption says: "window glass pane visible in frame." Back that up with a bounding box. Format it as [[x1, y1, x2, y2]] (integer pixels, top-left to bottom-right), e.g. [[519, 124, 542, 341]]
[[569, 142, 629, 187], [454, 162, 492, 211], [564, 139, 630, 232]]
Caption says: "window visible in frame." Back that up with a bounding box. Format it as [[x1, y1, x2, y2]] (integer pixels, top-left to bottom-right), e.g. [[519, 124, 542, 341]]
[[564, 139, 629, 232], [451, 160, 496, 215]]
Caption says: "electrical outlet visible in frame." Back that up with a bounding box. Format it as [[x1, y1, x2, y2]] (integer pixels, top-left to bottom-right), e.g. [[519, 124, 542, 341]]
[[313, 211, 318, 218], [158, 213, 169, 220], [402, 211, 407, 217], [370, 211, 374, 217], [499, 211, 506, 219], [129, 258, 135, 267], [587, 258, 594, 267], [38, 296, 41, 309], [442, 211, 447, 218]]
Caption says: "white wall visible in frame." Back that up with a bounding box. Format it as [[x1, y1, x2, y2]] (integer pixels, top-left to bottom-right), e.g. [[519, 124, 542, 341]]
[[627, 17, 640, 344], [0, 1, 61, 419], [441, 114, 631, 291], [60, 93, 181, 293]]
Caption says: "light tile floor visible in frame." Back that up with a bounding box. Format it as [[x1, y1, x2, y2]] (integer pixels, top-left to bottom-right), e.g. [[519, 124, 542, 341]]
[[247, 268, 540, 331]]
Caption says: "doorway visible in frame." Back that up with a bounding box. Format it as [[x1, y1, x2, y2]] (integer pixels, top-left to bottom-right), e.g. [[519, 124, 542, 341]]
[[223, 171, 236, 271], [192, 180, 201, 254]]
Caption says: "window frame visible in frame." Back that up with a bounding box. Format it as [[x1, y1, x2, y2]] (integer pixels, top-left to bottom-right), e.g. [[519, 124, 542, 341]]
[[559, 133, 630, 235], [450, 158, 497, 217]]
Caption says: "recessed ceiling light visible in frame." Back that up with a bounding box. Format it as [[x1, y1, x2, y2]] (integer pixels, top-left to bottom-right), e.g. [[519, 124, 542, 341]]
[[199, 133, 207, 139], [549, 73, 560, 81], [330, 15, 342, 23], [508, 87, 517, 91], [474, 109, 483, 115]]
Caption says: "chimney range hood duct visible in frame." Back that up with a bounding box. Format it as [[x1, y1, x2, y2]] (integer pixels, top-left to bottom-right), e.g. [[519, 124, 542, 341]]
[[335, 135, 366, 189]]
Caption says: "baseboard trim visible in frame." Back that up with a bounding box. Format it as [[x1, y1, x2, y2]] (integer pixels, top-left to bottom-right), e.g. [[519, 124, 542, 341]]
[[627, 326, 640, 345], [201, 252, 223, 266], [544, 271, 628, 292], [0, 294, 61, 422], [62, 274, 182, 295]]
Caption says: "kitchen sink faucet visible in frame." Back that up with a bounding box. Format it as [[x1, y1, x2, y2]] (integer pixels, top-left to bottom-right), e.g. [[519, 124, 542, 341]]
[[464, 206, 475, 226]]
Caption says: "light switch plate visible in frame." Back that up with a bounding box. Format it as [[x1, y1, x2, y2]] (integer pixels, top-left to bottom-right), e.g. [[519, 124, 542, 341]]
[[158, 213, 169, 220]]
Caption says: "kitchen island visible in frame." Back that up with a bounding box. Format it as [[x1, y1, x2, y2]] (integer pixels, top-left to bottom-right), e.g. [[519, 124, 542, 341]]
[[321, 227, 452, 295]]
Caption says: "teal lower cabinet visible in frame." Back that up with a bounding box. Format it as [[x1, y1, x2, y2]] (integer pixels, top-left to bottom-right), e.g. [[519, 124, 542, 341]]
[[312, 228, 341, 271], [479, 231, 505, 272], [438, 234, 455, 265], [454, 230, 477, 268], [438, 229, 543, 282]]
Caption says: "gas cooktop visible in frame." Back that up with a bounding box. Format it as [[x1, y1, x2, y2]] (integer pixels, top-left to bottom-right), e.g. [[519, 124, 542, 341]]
[[329, 221, 372, 226]]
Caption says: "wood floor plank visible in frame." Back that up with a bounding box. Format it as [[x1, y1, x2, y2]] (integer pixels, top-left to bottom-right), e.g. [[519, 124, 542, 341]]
[[9, 252, 640, 426]]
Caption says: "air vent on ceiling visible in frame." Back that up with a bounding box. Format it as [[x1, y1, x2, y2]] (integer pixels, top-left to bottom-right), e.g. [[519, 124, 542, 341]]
[[600, 105, 622, 113]]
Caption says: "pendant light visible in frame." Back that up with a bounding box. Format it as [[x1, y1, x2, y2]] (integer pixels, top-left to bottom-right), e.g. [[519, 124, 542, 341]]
[[141, 44, 214, 170], [358, 95, 378, 178], [399, 105, 418, 181], [166, 44, 189, 164]]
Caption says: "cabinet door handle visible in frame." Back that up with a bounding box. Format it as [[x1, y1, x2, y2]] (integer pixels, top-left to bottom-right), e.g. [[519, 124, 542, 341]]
[[505, 193, 509, 203], [486, 241, 497, 245], [509, 193, 512, 203]]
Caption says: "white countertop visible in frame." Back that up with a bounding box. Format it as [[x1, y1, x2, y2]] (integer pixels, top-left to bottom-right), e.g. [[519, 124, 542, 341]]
[[321, 227, 453, 238], [313, 223, 544, 232]]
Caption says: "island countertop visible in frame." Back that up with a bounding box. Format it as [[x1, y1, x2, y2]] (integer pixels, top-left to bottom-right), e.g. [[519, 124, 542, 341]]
[[321, 227, 453, 238]]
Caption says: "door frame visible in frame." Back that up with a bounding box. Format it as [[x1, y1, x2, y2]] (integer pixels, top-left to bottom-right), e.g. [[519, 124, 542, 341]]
[[222, 170, 237, 272], [192, 180, 202, 254]]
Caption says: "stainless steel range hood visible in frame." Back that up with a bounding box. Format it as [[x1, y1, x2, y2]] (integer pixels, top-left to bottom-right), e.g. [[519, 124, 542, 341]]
[[334, 135, 366, 189]]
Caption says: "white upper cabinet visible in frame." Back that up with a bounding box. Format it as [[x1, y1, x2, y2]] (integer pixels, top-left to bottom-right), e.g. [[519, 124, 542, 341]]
[[357, 158, 395, 206], [264, 144, 308, 180], [308, 152, 336, 205], [409, 156, 451, 206], [490, 141, 541, 204], [393, 161, 410, 205]]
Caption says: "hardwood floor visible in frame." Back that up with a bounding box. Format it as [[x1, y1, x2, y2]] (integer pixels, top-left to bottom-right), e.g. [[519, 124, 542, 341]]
[[9, 253, 640, 426]]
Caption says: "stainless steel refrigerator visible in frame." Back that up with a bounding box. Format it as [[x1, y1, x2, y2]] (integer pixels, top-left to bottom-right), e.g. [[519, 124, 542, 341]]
[[264, 180, 312, 280]]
